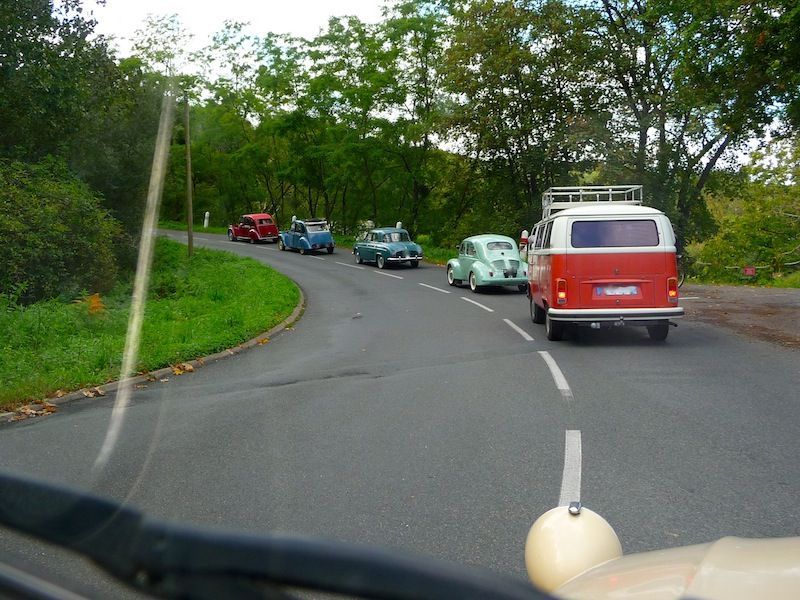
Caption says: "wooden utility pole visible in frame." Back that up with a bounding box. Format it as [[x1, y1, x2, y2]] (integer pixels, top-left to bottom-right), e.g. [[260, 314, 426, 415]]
[[184, 90, 194, 257]]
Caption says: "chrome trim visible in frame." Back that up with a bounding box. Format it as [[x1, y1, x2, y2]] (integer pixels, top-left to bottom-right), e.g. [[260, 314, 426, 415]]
[[547, 307, 684, 321]]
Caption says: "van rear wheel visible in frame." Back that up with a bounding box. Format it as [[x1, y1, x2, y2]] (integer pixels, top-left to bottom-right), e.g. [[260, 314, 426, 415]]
[[545, 310, 564, 341], [647, 321, 669, 341], [530, 299, 545, 324]]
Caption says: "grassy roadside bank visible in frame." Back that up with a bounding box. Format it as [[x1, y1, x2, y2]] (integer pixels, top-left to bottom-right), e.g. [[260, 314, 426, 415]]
[[0, 237, 299, 412]]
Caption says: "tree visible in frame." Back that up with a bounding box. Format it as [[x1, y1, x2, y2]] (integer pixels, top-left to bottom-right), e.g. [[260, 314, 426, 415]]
[[0, 0, 119, 161], [444, 0, 608, 224], [587, 0, 782, 239]]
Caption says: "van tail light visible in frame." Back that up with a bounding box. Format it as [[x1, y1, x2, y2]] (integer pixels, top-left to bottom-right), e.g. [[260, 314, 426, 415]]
[[556, 278, 567, 304], [667, 277, 678, 302]]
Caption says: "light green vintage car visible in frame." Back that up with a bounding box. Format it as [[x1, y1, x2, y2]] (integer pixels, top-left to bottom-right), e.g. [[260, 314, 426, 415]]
[[446, 234, 528, 292]]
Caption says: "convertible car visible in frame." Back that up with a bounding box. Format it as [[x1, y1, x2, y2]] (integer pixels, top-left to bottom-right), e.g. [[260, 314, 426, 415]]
[[279, 218, 335, 254], [227, 213, 280, 244], [353, 227, 423, 268], [447, 234, 528, 292]]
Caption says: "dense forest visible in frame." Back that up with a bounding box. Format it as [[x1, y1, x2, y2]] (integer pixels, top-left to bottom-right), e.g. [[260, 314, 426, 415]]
[[2, 0, 799, 303]]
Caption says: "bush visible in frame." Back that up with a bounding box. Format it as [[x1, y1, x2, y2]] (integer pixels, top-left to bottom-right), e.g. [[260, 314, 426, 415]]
[[0, 159, 123, 304]]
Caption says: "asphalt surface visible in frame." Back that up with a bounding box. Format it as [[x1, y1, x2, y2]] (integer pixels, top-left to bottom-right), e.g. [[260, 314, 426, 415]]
[[1, 231, 799, 597]]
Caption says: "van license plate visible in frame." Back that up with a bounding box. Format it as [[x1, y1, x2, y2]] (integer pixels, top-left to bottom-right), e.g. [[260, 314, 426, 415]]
[[597, 285, 639, 296]]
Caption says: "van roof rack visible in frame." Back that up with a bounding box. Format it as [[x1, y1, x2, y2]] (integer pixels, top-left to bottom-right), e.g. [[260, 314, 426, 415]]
[[542, 185, 643, 218]]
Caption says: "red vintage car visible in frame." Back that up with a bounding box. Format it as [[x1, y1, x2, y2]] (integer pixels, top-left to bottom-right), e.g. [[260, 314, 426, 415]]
[[227, 213, 280, 244]]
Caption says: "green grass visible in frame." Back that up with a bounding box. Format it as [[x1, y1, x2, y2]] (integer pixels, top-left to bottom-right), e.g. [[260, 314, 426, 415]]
[[0, 238, 299, 411], [159, 219, 229, 235]]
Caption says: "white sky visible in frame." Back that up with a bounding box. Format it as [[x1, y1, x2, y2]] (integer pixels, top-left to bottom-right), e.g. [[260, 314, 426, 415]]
[[87, 0, 387, 56]]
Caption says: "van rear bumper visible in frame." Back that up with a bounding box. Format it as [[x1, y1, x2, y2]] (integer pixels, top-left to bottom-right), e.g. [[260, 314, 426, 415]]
[[548, 306, 684, 322]]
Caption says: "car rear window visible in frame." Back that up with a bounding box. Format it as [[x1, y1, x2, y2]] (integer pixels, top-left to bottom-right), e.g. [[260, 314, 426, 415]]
[[258, 218, 273, 225], [306, 222, 328, 232], [571, 219, 659, 248], [486, 241, 513, 250]]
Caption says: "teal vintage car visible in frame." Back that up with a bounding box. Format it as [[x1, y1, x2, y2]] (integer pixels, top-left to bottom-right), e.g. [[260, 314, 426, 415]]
[[447, 234, 528, 292], [353, 227, 423, 268]]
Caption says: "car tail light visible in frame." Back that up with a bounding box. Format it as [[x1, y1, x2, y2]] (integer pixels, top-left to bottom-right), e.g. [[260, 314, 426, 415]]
[[667, 277, 678, 302], [556, 278, 567, 304]]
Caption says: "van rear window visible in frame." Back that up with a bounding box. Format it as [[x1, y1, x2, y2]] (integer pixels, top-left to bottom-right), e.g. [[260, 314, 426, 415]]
[[571, 220, 658, 248]]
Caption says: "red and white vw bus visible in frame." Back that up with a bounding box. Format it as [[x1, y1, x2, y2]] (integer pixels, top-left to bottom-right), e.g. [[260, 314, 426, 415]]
[[527, 186, 683, 341]]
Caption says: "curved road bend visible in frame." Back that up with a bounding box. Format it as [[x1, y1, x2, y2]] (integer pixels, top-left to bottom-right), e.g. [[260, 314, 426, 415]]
[[0, 230, 798, 595]]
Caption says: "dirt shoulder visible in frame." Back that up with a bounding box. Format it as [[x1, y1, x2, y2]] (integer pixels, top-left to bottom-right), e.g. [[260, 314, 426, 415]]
[[680, 284, 800, 350]]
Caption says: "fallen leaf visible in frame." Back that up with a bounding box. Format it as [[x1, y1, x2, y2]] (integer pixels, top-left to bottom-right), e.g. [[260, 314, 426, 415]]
[[54, 390, 65, 398], [42, 403, 58, 413], [87, 293, 106, 315], [159, 378, 169, 383], [171, 364, 184, 375], [92, 386, 105, 396], [181, 363, 194, 373], [258, 337, 270, 345], [82, 389, 96, 398]]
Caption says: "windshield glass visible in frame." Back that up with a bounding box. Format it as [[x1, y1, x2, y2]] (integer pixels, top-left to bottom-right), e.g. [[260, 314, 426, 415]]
[[2, 1, 799, 598], [384, 231, 410, 242]]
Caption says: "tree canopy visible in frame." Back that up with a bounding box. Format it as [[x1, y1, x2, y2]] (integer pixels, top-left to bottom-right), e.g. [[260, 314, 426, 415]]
[[2, 0, 799, 302]]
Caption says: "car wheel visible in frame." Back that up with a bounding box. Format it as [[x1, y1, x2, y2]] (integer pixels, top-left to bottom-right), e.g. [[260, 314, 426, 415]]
[[300, 247, 307, 255], [409, 260, 419, 268], [228, 230, 235, 242], [354, 250, 363, 264], [327, 247, 334, 254], [249, 236, 256, 244], [468, 272, 479, 293], [376, 254, 386, 269], [530, 298, 545, 324], [545, 309, 564, 341], [279, 239, 285, 251], [647, 321, 670, 341], [518, 283, 528, 292], [447, 266, 459, 286]]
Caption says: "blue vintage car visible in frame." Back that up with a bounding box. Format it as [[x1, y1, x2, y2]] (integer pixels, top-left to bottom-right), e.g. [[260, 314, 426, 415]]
[[278, 218, 335, 254], [352, 227, 423, 268], [447, 234, 528, 292]]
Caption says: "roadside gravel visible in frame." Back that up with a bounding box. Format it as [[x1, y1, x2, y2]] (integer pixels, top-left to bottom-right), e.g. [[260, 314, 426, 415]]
[[681, 284, 800, 350]]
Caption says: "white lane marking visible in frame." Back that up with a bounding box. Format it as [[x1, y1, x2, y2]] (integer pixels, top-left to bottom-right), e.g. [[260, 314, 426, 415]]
[[336, 261, 365, 270], [460, 297, 494, 312], [538, 351, 572, 400], [679, 296, 700, 300], [418, 283, 451, 294], [310, 256, 326, 261], [375, 271, 404, 280], [558, 430, 582, 507], [503, 319, 534, 341]]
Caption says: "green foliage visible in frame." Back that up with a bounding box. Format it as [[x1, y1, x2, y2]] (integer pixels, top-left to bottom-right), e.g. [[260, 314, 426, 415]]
[[0, 0, 118, 161], [0, 159, 123, 304], [692, 142, 800, 284], [0, 238, 300, 410]]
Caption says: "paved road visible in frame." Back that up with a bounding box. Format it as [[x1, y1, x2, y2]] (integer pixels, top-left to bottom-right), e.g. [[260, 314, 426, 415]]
[[1, 231, 799, 596]]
